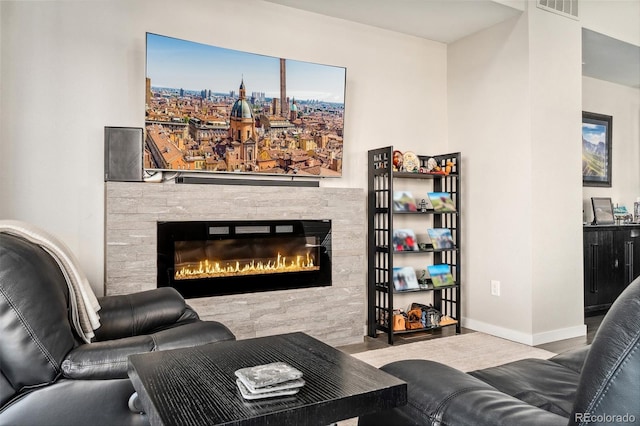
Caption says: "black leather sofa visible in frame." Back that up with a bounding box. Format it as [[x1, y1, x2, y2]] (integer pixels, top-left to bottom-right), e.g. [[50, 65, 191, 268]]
[[359, 277, 639, 426], [0, 233, 236, 426]]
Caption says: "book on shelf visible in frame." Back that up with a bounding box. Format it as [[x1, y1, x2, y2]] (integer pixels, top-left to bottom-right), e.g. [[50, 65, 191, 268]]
[[427, 192, 456, 212], [427, 228, 455, 250], [393, 191, 418, 212], [393, 229, 419, 251], [427, 264, 455, 287], [392, 266, 420, 291]]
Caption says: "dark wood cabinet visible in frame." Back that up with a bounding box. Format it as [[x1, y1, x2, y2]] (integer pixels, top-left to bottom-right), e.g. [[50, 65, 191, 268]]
[[616, 228, 640, 283], [583, 225, 640, 314]]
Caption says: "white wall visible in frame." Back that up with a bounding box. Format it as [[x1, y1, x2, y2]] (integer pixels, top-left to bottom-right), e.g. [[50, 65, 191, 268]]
[[528, 5, 584, 344], [0, 0, 447, 296], [449, 3, 585, 345], [580, 0, 640, 46], [448, 15, 535, 340], [582, 77, 640, 220]]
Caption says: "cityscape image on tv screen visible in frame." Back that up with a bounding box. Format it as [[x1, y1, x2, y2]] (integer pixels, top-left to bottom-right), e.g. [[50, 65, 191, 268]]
[[145, 33, 346, 177]]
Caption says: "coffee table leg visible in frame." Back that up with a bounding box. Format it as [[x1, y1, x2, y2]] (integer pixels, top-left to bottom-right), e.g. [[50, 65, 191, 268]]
[[128, 392, 144, 414]]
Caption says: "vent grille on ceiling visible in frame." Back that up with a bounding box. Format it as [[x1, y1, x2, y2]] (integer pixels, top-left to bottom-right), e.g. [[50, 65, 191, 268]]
[[537, 0, 579, 20]]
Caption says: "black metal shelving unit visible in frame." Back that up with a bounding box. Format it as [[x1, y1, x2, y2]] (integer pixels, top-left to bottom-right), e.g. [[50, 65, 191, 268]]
[[367, 146, 461, 344]]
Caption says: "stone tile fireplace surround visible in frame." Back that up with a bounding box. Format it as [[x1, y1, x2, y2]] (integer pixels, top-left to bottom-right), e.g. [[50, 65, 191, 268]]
[[105, 181, 365, 347]]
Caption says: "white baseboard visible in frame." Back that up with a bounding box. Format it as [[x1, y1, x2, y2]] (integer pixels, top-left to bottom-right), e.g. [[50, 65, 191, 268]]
[[462, 317, 587, 346], [462, 317, 535, 345], [532, 324, 587, 346]]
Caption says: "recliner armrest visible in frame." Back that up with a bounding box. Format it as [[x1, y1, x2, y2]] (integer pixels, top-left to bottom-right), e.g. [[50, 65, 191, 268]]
[[94, 287, 194, 341], [62, 321, 235, 380], [358, 360, 567, 426], [62, 335, 155, 380]]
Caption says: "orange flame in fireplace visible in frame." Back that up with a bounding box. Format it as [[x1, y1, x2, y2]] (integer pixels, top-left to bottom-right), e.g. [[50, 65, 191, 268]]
[[175, 252, 319, 280]]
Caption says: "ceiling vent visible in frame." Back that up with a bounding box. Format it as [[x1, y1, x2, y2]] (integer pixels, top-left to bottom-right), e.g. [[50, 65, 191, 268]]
[[537, 0, 579, 20]]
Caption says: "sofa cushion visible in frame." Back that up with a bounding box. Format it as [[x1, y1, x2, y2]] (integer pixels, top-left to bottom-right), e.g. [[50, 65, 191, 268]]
[[469, 358, 580, 417], [359, 359, 567, 426], [549, 345, 589, 374], [0, 378, 148, 426]]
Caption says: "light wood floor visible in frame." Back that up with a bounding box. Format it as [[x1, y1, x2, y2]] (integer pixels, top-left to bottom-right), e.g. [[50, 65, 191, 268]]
[[338, 314, 604, 355]]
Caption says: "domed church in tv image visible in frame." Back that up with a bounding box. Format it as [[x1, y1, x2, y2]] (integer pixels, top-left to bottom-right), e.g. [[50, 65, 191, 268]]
[[227, 79, 258, 172]]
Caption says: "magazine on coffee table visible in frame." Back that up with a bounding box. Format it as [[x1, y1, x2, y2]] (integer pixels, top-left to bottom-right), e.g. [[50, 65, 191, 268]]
[[235, 362, 304, 397], [235, 362, 303, 389], [236, 376, 306, 394], [236, 379, 303, 400]]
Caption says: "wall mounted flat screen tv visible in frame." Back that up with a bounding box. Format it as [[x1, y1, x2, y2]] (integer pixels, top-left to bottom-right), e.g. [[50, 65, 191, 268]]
[[145, 33, 346, 177]]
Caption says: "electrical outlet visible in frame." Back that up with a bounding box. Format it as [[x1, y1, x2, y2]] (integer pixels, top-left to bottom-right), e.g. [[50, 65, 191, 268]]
[[491, 280, 501, 296]]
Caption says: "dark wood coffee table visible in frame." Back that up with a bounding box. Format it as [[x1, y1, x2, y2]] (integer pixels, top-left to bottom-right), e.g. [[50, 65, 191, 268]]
[[128, 332, 406, 426]]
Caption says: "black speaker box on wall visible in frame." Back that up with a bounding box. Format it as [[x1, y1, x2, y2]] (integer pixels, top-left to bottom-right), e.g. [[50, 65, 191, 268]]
[[104, 127, 143, 182]]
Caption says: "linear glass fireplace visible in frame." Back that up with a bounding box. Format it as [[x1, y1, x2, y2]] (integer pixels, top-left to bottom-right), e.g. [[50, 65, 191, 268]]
[[157, 220, 332, 298]]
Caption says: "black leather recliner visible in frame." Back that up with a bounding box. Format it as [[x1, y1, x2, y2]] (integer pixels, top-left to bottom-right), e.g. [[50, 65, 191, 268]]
[[0, 233, 236, 426], [359, 277, 640, 426]]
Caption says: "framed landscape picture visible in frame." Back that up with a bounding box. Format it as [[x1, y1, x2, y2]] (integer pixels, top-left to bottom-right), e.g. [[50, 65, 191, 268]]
[[582, 111, 612, 187], [591, 197, 615, 225]]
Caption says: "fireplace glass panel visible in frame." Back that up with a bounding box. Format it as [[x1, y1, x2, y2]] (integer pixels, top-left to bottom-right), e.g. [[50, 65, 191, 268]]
[[157, 220, 331, 298], [173, 236, 321, 280]]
